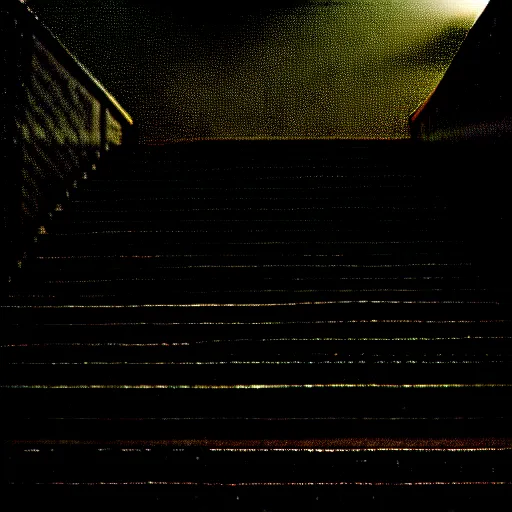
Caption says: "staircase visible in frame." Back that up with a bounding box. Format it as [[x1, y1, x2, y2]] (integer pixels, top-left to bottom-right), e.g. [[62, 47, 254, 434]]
[[3, 140, 511, 507]]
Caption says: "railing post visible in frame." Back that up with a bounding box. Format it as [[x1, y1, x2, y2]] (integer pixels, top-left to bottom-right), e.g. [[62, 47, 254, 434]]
[[100, 106, 108, 155]]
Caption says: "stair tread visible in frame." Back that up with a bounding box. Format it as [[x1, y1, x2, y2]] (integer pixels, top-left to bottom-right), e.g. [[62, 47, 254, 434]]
[[4, 141, 511, 497]]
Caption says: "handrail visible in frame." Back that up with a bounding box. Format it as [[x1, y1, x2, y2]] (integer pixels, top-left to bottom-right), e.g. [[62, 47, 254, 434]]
[[1, 0, 134, 282], [10, 0, 133, 128], [409, 0, 511, 141]]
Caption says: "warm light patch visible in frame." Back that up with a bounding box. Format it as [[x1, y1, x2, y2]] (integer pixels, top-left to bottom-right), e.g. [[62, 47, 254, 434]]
[[436, 0, 489, 19]]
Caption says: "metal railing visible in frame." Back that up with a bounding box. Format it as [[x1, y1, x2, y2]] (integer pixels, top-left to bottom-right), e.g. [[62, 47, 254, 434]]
[[1, 0, 134, 278], [408, 0, 512, 142]]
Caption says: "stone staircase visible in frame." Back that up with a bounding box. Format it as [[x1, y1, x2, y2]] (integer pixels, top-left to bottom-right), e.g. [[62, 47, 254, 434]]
[[2, 140, 511, 507]]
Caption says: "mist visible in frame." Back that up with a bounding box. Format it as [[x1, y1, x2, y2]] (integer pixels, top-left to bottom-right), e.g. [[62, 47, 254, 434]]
[[25, 0, 487, 142]]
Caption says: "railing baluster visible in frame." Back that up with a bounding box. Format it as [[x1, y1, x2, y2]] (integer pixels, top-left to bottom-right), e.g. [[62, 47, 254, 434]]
[[2, 0, 133, 281]]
